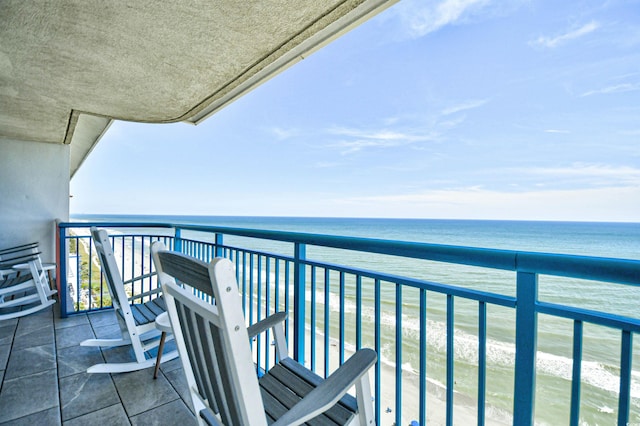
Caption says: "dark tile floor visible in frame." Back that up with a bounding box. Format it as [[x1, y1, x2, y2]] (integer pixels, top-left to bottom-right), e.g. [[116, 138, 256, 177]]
[[0, 306, 195, 425]]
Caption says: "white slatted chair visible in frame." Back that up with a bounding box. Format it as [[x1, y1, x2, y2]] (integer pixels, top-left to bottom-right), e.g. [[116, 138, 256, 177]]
[[151, 242, 377, 426], [1, 242, 57, 286], [0, 250, 57, 321], [80, 227, 177, 373], [0, 242, 39, 279]]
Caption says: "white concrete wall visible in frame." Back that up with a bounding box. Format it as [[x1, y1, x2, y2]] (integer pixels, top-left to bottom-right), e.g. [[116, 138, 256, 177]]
[[0, 138, 69, 263]]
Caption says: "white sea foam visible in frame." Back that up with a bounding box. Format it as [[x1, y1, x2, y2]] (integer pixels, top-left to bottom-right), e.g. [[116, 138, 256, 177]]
[[597, 405, 614, 414], [316, 294, 640, 403]]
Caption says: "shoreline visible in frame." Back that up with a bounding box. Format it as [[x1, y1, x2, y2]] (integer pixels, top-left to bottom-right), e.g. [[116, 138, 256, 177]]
[[302, 331, 511, 426]]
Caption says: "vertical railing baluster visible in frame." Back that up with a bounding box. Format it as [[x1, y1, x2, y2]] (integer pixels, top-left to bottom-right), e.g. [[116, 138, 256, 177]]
[[174, 228, 182, 252], [324, 268, 330, 377], [311, 266, 317, 372], [130, 236, 135, 298], [618, 330, 632, 426], [274, 258, 280, 314], [513, 271, 538, 426], [75, 237, 81, 311], [274, 258, 280, 360], [339, 271, 345, 365], [120, 237, 125, 294], [478, 301, 487, 426], [284, 261, 290, 343], [141, 237, 146, 301], [374, 278, 381, 424], [215, 233, 223, 258], [419, 288, 427, 426], [241, 251, 247, 315], [396, 283, 402, 426], [257, 255, 263, 371], [293, 243, 306, 364], [57, 225, 68, 317], [570, 320, 583, 426], [356, 275, 362, 351], [88, 237, 94, 309], [446, 295, 454, 426], [265, 256, 270, 371], [98, 237, 104, 307], [249, 254, 255, 345]]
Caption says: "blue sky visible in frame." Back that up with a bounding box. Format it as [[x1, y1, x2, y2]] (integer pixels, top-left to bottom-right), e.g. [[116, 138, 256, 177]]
[[71, 0, 640, 222]]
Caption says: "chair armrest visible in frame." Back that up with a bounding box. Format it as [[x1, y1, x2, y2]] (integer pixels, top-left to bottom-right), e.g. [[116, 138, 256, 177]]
[[247, 311, 289, 361], [247, 311, 287, 340], [126, 283, 162, 302], [272, 348, 377, 426], [199, 408, 223, 426], [123, 272, 157, 286]]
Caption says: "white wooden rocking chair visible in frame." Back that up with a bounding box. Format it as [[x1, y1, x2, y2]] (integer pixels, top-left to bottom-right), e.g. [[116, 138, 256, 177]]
[[80, 227, 177, 373], [0, 242, 39, 278], [0, 247, 57, 321], [151, 242, 377, 426]]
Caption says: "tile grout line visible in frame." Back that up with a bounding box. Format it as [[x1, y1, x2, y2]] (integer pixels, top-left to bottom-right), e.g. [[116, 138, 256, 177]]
[[54, 309, 64, 425], [0, 319, 18, 397]]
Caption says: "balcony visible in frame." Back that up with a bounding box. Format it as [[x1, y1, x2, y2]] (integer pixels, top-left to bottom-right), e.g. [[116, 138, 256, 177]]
[[1, 219, 639, 425], [0, 306, 194, 425]]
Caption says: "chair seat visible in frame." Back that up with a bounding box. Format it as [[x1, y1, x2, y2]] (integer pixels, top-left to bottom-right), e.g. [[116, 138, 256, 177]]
[[117, 295, 167, 326], [259, 358, 358, 425], [0, 273, 33, 291]]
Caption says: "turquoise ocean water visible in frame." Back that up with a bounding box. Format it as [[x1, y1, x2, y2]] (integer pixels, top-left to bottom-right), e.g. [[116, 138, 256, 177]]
[[74, 215, 640, 425]]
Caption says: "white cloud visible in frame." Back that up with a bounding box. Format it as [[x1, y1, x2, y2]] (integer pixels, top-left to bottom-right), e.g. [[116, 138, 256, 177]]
[[329, 127, 431, 142], [531, 21, 600, 48], [341, 186, 640, 222], [441, 99, 489, 116], [516, 163, 640, 186], [396, 0, 492, 38], [327, 126, 439, 154], [269, 126, 298, 140], [581, 83, 640, 97], [544, 129, 570, 134]]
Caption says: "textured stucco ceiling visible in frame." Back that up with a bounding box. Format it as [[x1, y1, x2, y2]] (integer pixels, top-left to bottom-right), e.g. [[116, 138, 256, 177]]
[[0, 0, 396, 176]]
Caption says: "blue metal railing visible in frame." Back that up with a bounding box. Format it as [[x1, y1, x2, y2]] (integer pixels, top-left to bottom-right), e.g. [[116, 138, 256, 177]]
[[57, 221, 640, 425]]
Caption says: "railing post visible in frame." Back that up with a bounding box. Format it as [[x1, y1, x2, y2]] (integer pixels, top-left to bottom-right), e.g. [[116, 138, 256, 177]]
[[293, 243, 306, 364], [215, 233, 223, 257], [57, 223, 68, 318], [174, 228, 182, 252], [513, 271, 538, 425]]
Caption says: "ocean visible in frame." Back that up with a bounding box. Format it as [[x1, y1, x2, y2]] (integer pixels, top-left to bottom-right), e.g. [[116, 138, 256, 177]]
[[73, 215, 640, 425]]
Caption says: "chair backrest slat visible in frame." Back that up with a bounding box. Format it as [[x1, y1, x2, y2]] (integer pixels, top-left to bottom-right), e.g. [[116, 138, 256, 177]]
[[91, 228, 128, 311], [157, 250, 213, 296], [178, 301, 220, 415]]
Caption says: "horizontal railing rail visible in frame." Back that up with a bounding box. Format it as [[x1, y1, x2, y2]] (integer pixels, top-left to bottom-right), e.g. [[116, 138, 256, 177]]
[[57, 221, 640, 426]]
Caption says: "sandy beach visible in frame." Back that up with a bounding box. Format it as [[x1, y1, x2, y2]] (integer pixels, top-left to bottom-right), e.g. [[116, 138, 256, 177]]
[[298, 331, 511, 426]]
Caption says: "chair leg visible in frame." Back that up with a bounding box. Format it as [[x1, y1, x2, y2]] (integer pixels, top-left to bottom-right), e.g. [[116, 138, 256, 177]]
[[153, 331, 167, 379]]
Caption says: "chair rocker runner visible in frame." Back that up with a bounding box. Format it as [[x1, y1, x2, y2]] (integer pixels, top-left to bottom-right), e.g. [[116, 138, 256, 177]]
[[0, 250, 57, 321], [151, 242, 377, 426], [80, 227, 177, 373]]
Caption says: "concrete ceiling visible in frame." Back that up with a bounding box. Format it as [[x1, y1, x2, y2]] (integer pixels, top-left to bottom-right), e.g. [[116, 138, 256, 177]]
[[0, 0, 396, 176]]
